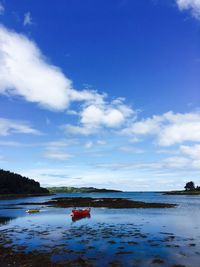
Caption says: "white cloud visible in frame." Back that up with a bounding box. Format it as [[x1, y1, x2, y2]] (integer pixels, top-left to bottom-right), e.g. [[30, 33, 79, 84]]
[[161, 156, 190, 168], [44, 151, 72, 161], [23, 12, 32, 26], [179, 144, 200, 168], [81, 104, 124, 127], [0, 117, 40, 136], [0, 25, 136, 135], [46, 139, 78, 148], [159, 112, 200, 146], [84, 140, 106, 149], [0, 25, 104, 111], [180, 144, 200, 159], [0, 140, 24, 146], [66, 109, 79, 115], [97, 140, 106, 145], [62, 124, 97, 135], [63, 98, 135, 135], [123, 111, 200, 146], [43, 139, 74, 161], [176, 0, 200, 19], [0, 25, 71, 110], [0, 2, 4, 15], [123, 115, 162, 135]]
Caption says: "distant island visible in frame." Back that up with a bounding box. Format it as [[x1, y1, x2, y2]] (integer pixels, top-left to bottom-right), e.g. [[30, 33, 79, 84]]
[[0, 169, 49, 197], [47, 186, 122, 193], [164, 181, 200, 195]]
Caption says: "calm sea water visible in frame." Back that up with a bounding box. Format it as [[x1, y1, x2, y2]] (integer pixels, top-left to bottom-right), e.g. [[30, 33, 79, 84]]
[[0, 192, 200, 266]]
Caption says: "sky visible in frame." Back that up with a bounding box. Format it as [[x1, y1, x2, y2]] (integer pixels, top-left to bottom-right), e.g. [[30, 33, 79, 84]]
[[0, 0, 200, 191]]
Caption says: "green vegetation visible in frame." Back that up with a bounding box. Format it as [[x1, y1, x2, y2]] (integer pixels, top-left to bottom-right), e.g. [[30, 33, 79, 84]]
[[164, 181, 200, 195], [47, 186, 122, 193], [0, 169, 49, 195], [184, 181, 200, 191]]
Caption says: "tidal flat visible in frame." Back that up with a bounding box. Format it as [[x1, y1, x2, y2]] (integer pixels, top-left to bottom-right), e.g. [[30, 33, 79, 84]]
[[16, 196, 176, 209], [0, 192, 200, 267]]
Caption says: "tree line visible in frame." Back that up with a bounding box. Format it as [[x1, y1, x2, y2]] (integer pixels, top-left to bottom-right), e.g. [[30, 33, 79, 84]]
[[184, 181, 200, 191], [0, 169, 49, 194]]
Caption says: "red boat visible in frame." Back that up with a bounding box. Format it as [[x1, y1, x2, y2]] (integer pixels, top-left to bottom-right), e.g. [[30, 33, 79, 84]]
[[71, 208, 91, 217]]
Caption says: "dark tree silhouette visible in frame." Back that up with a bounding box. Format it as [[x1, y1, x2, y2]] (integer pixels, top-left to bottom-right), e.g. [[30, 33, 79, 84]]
[[184, 181, 195, 191], [0, 169, 49, 194]]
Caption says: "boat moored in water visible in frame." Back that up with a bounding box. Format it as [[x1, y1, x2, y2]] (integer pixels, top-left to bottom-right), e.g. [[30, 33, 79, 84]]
[[71, 208, 91, 217], [26, 209, 40, 213]]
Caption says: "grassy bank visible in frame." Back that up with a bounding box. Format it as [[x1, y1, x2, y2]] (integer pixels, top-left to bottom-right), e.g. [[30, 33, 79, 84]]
[[164, 190, 200, 195], [47, 186, 122, 193]]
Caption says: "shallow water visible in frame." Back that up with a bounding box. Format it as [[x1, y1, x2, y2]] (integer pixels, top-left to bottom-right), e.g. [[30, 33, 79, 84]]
[[0, 192, 200, 266]]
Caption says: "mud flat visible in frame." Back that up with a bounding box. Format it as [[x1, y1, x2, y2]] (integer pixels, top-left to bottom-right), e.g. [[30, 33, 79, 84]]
[[18, 197, 176, 208], [0, 246, 78, 267], [0, 222, 198, 267]]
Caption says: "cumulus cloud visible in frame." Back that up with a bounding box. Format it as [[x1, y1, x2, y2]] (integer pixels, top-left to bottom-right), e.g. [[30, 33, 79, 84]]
[[176, 0, 200, 19], [0, 25, 71, 110], [0, 117, 40, 136], [0, 25, 104, 111], [0, 25, 136, 136], [123, 111, 200, 146], [23, 12, 33, 26], [0, 2, 4, 15], [63, 98, 135, 135]]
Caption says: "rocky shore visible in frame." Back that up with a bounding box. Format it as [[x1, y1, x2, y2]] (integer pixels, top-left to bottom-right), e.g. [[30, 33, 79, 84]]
[[17, 197, 176, 209]]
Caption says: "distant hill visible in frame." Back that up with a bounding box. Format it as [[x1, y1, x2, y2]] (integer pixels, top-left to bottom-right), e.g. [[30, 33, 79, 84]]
[[47, 186, 122, 193], [0, 169, 49, 195]]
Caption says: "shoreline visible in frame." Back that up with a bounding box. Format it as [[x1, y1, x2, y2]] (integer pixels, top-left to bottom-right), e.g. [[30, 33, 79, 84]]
[[163, 191, 200, 195], [47, 186, 122, 193]]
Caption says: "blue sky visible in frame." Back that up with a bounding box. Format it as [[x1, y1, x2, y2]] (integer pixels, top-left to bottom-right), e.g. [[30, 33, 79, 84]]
[[0, 0, 200, 190]]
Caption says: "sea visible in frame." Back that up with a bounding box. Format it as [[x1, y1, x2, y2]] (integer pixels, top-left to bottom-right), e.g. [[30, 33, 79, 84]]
[[0, 192, 200, 266]]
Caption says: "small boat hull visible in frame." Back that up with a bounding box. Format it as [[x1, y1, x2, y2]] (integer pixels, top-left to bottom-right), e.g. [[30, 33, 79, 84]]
[[26, 209, 40, 213], [71, 208, 90, 217]]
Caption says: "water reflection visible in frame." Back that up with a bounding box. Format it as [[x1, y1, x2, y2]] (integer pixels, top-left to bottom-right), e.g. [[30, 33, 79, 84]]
[[0, 216, 13, 225], [1, 192, 200, 266], [71, 214, 91, 222]]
